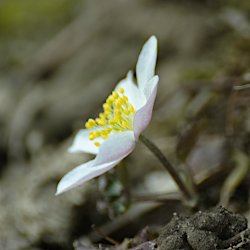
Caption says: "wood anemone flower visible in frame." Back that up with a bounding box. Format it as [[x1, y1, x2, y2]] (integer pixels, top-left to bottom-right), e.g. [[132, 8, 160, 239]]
[[56, 36, 159, 195]]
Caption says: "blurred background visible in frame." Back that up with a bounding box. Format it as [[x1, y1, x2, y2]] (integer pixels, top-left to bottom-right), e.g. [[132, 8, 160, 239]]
[[1, 0, 250, 249]]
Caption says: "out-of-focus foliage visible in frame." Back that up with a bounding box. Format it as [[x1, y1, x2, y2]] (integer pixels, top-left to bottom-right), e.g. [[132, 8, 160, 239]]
[[0, 0, 76, 33], [0, 0, 80, 70]]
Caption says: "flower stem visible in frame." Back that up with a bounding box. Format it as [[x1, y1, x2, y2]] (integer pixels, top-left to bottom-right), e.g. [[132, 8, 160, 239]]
[[139, 134, 194, 202]]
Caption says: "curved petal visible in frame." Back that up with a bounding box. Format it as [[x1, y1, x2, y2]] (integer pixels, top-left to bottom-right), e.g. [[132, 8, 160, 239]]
[[56, 159, 119, 195], [133, 76, 159, 140], [95, 131, 136, 165], [68, 129, 103, 155], [115, 71, 146, 110], [57, 131, 136, 194], [136, 36, 157, 94]]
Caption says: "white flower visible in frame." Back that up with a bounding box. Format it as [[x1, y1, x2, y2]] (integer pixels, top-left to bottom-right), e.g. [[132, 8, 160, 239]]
[[56, 36, 159, 195]]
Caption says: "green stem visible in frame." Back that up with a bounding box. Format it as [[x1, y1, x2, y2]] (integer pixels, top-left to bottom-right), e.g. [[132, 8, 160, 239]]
[[139, 134, 194, 201]]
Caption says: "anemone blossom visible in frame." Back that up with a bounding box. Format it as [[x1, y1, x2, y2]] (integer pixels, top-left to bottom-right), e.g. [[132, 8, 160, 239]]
[[56, 36, 159, 195]]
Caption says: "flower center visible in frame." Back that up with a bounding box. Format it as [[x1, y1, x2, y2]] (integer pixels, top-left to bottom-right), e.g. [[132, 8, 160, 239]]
[[85, 87, 136, 147]]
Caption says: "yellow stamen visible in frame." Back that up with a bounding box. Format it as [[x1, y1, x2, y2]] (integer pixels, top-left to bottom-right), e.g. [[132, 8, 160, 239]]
[[101, 134, 108, 139], [104, 110, 111, 117], [123, 109, 130, 115], [112, 91, 119, 99], [85, 88, 136, 145], [129, 105, 135, 113], [118, 87, 124, 94], [94, 131, 100, 137], [108, 95, 115, 103], [103, 103, 111, 110], [123, 96, 128, 101], [114, 102, 122, 109], [105, 127, 112, 133], [114, 109, 121, 116], [99, 113, 105, 119], [85, 118, 96, 129], [122, 121, 128, 128], [89, 134, 95, 140], [96, 118, 106, 126]]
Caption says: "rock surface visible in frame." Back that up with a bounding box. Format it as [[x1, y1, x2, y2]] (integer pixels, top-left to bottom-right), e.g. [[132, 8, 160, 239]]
[[157, 206, 250, 250]]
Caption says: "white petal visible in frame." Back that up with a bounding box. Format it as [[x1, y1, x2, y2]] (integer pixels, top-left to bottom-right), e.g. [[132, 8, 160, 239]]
[[142, 75, 159, 100], [136, 36, 157, 94], [56, 159, 119, 195], [56, 131, 136, 194], [115, 71, 146, 110], [95, 131, 136, 165], [68, 129, 103, 155], [133, 76, 159, 139]]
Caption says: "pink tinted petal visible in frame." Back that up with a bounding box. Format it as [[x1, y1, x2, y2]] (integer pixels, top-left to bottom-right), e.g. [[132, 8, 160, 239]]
[[68, 129, 102, 155], [95, 131, 136, 165], [115, 71, 146, 110], [56, 159, 119, 195], [136, 36, 157, 92], [133, 76, 159, 139]]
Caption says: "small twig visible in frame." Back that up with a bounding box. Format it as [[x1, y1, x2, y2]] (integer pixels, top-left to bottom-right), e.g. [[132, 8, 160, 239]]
[[91, 224, 120, 246], [220, 228, 250, 249], [89, 203, 159, 243], [234, 84, 250, 90], [132, 192, 182, 203]]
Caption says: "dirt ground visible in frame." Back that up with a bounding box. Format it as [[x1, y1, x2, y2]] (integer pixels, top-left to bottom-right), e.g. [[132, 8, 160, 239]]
[[1, 0, 250, 249]]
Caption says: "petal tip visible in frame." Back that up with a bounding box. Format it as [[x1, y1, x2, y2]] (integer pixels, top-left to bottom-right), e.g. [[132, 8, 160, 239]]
[[126, 70, 133, 80], [148, 35, 157, 45], [55, 183, 66, 196], [146, 36, 158, 52], [56, 182, 73, 195], [55, 188, 62, 196], [136, 36, 158, 89]]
